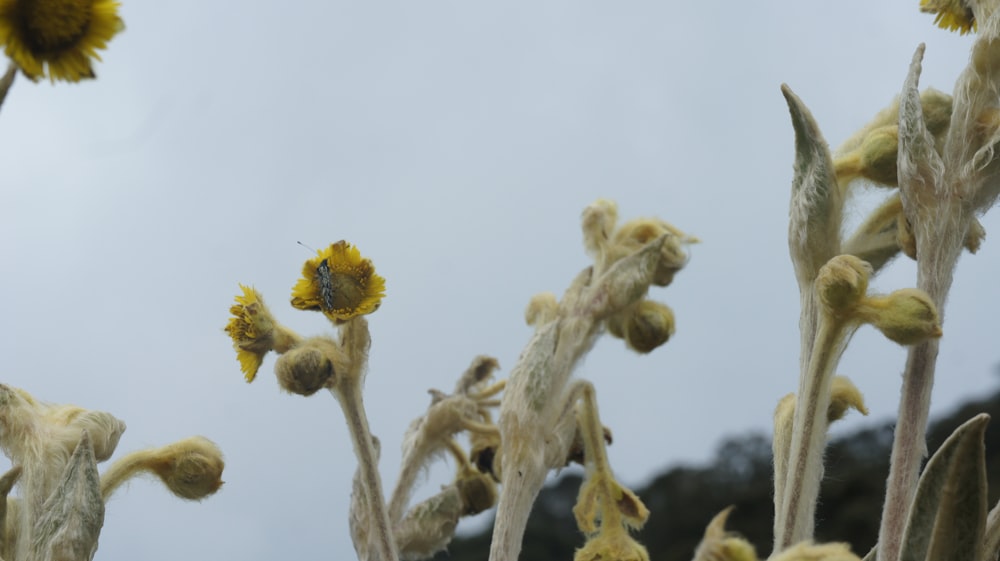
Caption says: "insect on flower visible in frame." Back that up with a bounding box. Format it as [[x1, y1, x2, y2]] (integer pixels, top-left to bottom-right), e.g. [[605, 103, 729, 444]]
[[315, 258, 336, 311], [291, 240, 386, 322]]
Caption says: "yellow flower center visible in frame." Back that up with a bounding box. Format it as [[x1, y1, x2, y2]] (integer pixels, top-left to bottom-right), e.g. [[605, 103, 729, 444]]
[[16, 0, 91, 52], [323, 267, 370, 313]]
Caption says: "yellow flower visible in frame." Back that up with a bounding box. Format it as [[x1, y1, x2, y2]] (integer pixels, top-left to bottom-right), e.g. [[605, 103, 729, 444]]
[[920, 0, 975, 34], [290, 240, 386, 323], [224, 284, 277, 382], [0, 0, 124, 82]]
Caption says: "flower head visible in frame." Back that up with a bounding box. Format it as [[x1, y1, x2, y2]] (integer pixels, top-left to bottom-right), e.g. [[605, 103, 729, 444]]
[[0, 0, 124, 82], [224, 285, 279, 382], [920, 0, 975, 34], [290, 241, 386, 323]]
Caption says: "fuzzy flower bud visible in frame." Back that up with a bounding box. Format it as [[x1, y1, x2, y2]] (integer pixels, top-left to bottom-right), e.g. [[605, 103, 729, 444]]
[[575, 526, 650, 561], [621, 300, 675, 354], [815, 255, 872, 317], [857, 288, 942, 345], [834, 89, 951, 186], [274, 337, 344, 396], [525, 292, 559, 326], [146, 436, 225, 500], [456, 470, 497, 515], [857, 125, 900, 186], [102, 436, 225, 501]]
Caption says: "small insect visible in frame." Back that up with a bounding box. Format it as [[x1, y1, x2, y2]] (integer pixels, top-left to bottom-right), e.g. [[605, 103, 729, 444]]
[[298, 241, 337, 311], [316, 258, 336, 311]]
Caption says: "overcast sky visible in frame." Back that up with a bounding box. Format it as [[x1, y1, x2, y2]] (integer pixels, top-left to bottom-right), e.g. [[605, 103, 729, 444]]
[[1, 2, 997, 560]]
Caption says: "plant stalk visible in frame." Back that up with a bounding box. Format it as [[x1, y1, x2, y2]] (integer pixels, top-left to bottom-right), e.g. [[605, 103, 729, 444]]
[[335, 380, 399, 561], [775, 316, 849, 550]]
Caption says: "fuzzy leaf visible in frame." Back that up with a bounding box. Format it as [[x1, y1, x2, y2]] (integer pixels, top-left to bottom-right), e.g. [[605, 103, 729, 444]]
[[31, 432, 105, 561], [585, 234, 666, 319], [898, 44, 946, 218], [899, 413, 989, 561], [782, 84, 843, 286]]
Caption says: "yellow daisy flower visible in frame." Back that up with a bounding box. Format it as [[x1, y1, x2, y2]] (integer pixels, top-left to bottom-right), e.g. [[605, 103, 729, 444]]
[[0, 0, 124, 82], [224, 284, 278, 382], [290, 241, 386, 323], [920, 0, 975, 34]]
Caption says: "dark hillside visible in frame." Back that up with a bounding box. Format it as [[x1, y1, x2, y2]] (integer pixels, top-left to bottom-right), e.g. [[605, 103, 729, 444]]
[[433, 386, 1000, 560]]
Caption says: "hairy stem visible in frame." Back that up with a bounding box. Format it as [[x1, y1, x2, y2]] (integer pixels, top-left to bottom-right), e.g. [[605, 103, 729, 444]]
[[877, 220, 958, 561], [775, 316, 849, 550], [877, 339, 939, 561], [335, 380, 399, 561], [99, 450, 153, 501]]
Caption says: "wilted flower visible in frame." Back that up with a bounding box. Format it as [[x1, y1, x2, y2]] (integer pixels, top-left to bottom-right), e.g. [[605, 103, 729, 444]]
[[290, 241, 386, 323], [0, 0, 124, 82], [225, 285, 281, 382]]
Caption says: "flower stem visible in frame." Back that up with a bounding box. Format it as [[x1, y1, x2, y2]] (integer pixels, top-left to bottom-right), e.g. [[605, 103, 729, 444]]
[[775, 316, 848, 550], [335, 380, 399, 561], [877, 339, 938, 561]]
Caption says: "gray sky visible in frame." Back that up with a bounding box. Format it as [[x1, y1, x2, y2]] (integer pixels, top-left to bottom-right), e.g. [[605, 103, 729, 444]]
[[1, 2, 997, 560]]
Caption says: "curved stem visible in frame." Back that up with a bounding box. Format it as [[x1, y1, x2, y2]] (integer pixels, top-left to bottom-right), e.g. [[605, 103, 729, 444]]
[[99, 449, 154, 501], [334, 380, 399, 561]]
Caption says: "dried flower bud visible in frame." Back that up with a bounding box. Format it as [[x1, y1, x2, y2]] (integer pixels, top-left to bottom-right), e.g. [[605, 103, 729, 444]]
[[574, 473, 649, 534], [815, 255, 872, 316], [857, 125, 900, 186], [575, 527, 650, 561], [621, 300, 675, 354], [525, 292, 559, 326], [921, 88, 953, 137], [469, 429, 501, 480], [274, 338, 343, 396], [965, 218, 986, 254], [146, 436, 225, 500], [858, 288, 942, 345], [456, 470, 497, 515]]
